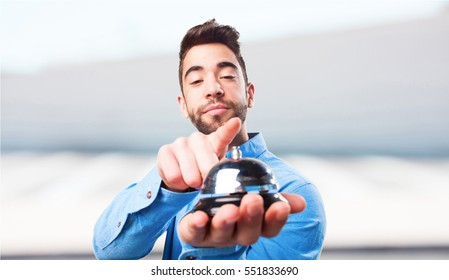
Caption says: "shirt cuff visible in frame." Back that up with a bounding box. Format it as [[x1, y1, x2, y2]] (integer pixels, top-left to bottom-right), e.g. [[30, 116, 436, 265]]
[[179, 244, 247, 260]]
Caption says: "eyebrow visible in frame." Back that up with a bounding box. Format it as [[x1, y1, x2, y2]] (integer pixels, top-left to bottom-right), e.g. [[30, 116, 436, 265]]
[[184, 61, 238, 80], [217, 61, 238, 71], [184, 65, 203, 80]]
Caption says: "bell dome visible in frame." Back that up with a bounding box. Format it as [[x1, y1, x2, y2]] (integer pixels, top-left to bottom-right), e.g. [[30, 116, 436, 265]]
[[194, 146, 287, 216]]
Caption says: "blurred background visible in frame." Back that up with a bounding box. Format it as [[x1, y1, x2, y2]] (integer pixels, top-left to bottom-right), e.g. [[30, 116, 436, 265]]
[[1, 0, 449, 259]]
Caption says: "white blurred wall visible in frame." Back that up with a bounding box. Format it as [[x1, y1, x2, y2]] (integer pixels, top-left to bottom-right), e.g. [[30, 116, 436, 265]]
[[2, 10, 449, 156]]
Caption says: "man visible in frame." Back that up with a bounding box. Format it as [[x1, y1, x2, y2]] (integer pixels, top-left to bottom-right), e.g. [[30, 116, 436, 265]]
[[93, 19, 326, 260]]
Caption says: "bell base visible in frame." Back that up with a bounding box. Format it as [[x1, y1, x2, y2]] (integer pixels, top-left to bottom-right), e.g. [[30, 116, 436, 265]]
[[193, 192, 287, 216]]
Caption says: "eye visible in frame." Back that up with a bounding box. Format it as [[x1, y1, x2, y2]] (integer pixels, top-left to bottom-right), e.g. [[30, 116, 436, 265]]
[[190, 79, 203, 85], [221, 75, 235, 80]]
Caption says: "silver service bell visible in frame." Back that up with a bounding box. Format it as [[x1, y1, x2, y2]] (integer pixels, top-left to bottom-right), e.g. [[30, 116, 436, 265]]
[[193, 146, 287, 216]]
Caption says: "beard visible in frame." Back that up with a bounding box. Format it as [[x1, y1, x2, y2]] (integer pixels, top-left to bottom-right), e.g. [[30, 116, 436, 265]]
[[188, 99, 247, 135]]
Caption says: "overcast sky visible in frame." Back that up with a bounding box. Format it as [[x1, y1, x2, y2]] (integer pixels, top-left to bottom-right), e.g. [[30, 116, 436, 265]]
[[1, 0, 447, 73]]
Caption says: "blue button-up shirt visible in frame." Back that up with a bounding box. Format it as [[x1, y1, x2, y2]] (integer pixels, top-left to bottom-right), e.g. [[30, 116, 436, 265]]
[[93, 133, 326, 259]]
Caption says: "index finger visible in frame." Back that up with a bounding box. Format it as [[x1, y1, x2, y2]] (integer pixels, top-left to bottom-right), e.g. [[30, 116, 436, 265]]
[[208, 117, 242, 159]]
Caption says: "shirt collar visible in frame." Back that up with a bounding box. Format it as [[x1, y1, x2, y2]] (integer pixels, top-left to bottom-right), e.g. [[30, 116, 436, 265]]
[[225, 132, 267, 159]]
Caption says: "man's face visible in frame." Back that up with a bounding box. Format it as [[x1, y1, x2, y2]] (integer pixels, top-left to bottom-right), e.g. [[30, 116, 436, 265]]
[[178, 43, 254, 134]]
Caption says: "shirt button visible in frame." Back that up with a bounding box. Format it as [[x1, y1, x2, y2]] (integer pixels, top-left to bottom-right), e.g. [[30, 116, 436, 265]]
[[185, 256, 196, 260], [146, 191, 152, 199]]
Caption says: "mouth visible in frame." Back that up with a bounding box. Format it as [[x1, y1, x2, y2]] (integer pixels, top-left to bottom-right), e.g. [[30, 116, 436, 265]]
[[203, 104, 230, 116]]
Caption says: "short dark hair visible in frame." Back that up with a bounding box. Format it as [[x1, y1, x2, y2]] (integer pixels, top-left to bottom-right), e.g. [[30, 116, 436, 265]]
[[178, 19, 248, 93]]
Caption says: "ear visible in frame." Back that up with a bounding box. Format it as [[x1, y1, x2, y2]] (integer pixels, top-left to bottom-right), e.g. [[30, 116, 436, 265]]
[[246, 83, 255, 108], [177, 95, 189, 119]]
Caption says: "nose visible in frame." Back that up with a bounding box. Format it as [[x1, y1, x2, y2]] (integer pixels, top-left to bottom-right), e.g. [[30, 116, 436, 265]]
[[205, 79, 224, 98]]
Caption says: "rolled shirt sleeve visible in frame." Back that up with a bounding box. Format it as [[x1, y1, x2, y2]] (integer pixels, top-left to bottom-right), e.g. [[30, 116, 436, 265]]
[[93, 168, 199, 259]]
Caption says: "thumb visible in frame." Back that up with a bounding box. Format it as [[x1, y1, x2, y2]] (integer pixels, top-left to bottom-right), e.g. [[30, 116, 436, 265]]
[[208, 117, 242, 159], [281, 193, 306, 214]]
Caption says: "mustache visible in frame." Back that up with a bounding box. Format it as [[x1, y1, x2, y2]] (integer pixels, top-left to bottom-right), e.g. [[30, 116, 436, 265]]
[[197, 99, 235, 113]]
